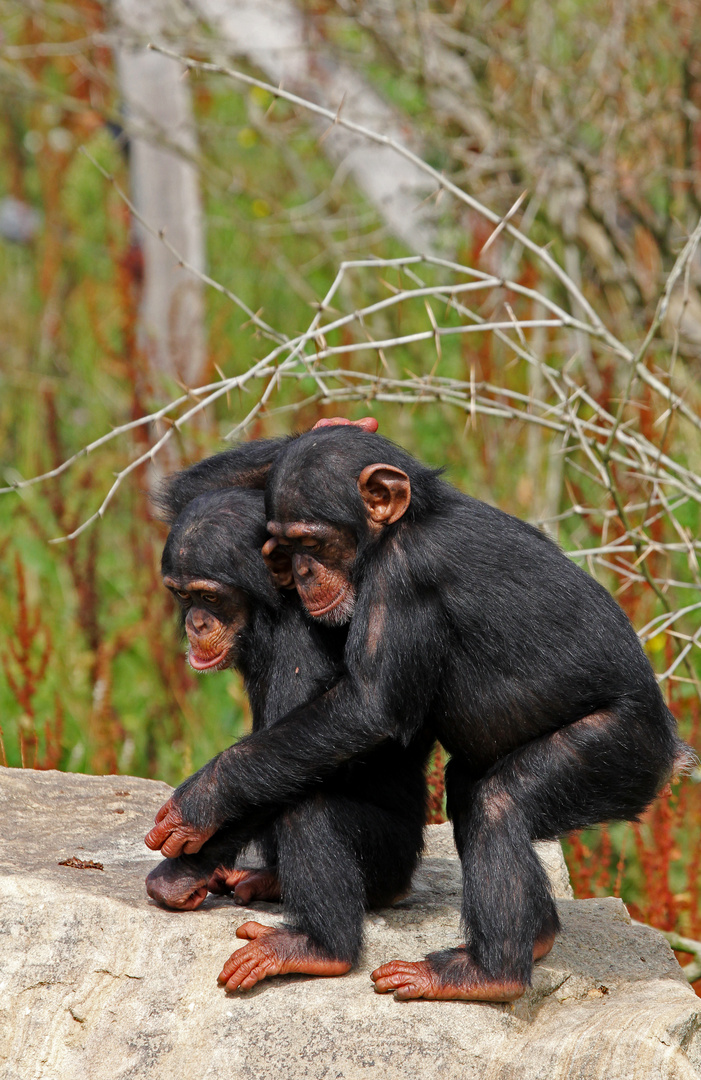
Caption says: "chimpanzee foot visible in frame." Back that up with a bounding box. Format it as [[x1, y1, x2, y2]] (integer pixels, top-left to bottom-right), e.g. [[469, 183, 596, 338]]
[[431, 934, 554, 962], [207, 867, 281, 905], [218, 922, 352, 992], [145, 859, 209, 911], [533, 928, 556, 961], [371, 949, 526, 1001]]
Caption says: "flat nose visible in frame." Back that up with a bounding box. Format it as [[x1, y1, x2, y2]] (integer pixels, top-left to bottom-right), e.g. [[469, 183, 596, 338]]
[[190, 609, 214, 633]]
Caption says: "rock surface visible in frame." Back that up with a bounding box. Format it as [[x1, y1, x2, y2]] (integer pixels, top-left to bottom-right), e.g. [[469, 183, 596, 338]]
[[1, 766, 700, 1079]]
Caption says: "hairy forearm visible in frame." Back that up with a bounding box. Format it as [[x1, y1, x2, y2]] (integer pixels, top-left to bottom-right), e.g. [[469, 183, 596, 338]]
[[174, 683, 389, 828]]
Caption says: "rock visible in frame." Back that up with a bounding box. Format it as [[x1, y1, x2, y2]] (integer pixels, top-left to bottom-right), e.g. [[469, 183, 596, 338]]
[[1, 766, 699, 1079]]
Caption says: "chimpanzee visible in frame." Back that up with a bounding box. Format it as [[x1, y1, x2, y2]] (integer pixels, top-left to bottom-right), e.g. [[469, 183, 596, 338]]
[[147, 424, 690, 1002], [146, 484, 430, 986]]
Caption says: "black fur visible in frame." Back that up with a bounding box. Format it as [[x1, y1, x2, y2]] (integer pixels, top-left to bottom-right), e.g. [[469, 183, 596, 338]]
[[166, 426, 687, 989], [153, 484, 428, 964], [155, 437, 291, 523], [267, 427, 689, 985]]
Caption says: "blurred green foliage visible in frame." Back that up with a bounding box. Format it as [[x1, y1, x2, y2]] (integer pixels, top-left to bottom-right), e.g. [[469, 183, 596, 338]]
[[0, 8, 491, 786], [2, 0, 701, 946]]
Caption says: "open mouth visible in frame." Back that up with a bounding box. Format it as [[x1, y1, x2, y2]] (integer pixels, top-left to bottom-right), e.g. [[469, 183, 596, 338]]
[[188, 647, 229, 671]]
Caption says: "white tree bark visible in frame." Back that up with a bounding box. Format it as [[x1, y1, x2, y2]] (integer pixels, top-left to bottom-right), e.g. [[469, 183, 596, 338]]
[[192, 0, 438, 255], [112, 0, 207, 390]]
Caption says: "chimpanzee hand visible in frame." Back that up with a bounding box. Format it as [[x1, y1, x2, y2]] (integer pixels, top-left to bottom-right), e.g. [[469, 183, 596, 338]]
[[208, 865, 281, 905], [145, 797, 217, 858], [312, 416, 378, 432], [261, 537, 294, 589]]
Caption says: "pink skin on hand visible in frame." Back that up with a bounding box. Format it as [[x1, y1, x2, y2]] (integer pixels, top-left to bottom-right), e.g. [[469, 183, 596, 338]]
[[312, 417, 378, 433], [144, 798, 217, 858]]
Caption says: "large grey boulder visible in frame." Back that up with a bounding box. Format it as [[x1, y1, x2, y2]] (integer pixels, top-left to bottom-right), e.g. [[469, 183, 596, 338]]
[[1, 766, 699, 1079]]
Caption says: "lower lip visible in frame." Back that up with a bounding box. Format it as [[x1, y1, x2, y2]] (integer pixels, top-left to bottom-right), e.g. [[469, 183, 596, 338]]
[[306, 591, 347, 617], [188, 648, 228, 671]]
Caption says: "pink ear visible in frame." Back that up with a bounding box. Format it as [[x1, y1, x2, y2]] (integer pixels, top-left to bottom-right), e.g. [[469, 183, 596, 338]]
[[357, 464, 411, 525]]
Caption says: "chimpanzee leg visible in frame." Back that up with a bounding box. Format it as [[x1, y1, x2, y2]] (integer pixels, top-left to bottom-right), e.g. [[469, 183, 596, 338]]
[[274, 796, 367, 964], [447, 753, 559, 990], [217, 791, 425, 992], [372, 706, 677, 1001], [277, 792, 424, 954]]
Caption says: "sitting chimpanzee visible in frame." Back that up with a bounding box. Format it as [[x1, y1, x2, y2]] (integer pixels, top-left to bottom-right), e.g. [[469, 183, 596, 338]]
[[146, 484, 430, 987], [147, 425, 689, 1001]]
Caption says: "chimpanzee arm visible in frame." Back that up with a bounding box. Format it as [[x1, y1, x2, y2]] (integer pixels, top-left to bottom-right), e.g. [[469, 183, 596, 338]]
[[156, 437, 293, 522], [146, 588, 448, 856]]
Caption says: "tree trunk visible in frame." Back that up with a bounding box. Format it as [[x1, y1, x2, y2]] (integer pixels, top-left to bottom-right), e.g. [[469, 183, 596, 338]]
[[112, 0, 207, 395]]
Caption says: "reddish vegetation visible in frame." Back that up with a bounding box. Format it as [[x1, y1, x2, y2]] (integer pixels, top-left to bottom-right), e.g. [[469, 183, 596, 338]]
[[426, 743, 447, 825], [4, 0, 701, 966]]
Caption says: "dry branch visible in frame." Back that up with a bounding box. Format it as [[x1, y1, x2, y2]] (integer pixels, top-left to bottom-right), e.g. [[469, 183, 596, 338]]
[[2, 40, 701, 694]]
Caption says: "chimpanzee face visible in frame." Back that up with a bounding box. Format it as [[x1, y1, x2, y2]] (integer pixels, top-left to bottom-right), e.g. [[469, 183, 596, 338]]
[[163, 576, 250, 671], [263, 461, 412, 626], [262, 523, 358, 626]]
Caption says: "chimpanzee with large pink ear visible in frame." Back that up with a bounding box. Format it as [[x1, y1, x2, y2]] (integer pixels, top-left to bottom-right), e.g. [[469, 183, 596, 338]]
[[148, 424, 688, 1001]]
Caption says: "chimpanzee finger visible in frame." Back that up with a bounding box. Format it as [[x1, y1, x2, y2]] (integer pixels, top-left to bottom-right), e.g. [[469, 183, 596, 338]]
[[232, 880, 257, 905], [159, 828, 199, 858], [145, 801, 186, 849], [393, 983, 423, 1000], [182, 831, 212, 854], [144, 820, 174, 850], [157, 834, 184, 858], [235, 920, 269, 939], [169, 885, 209, 911], [312, 416, 378, 432], [207, 868, 232, 895], [236, 962, 271, 991], [370, 960, 417, 993], [154, 799, 174, 823], [207, 867, 247, 896], [185, 885, 210, 909]]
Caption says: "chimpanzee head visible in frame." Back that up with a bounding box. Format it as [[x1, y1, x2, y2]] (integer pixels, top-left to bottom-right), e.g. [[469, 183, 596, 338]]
[[161, 488, 276, 672], [263, 427, 443, 626]]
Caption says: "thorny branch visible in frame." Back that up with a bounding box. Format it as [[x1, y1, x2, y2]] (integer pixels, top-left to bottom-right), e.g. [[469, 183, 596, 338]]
[[2, 46, 701, 696]]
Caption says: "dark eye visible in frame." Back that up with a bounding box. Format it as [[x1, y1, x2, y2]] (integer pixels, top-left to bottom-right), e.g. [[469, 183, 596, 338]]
[[176, 590, 190, 600], [202, 593, 218, 605]]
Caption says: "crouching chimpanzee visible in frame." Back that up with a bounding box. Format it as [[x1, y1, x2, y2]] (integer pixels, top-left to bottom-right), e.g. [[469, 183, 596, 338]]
[[147, 424, 690, 1002], [145, 484, 430, 987]]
